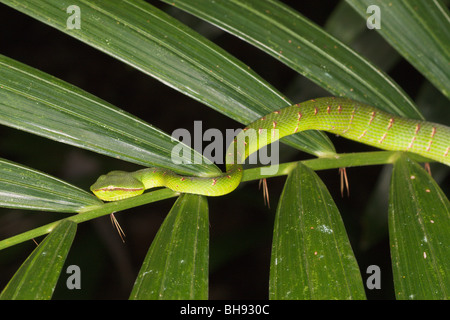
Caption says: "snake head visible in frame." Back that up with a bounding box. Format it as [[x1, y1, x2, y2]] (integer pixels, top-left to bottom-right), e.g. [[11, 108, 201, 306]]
[[90, 171, 145, 201]]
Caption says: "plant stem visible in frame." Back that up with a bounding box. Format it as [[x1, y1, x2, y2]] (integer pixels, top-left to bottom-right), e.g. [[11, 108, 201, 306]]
[[0, 150, 431, 251], [0, 189, 179, 251], [242, 150, 429, 182]]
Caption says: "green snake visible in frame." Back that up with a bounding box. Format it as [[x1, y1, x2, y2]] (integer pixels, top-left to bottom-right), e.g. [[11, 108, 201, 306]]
[[91, 97, 450, 201]]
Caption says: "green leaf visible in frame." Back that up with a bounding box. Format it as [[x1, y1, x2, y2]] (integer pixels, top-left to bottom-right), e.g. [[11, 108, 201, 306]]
[[324, 1, 367, 44], [325, 1, 401, 72], [0, 220, 77, 300], [389, 154, 450, 299], [346, 0, 450, 100], [0, 54, 218, 177], [163, 0, 423, 119], [0, 0, 334, 158], [130, 194, 209, 300], [269, 162, 366, 300], [0, 157, 101, 212]]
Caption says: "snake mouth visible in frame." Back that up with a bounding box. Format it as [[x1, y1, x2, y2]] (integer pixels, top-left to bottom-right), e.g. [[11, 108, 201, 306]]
[[95, 186, 144, 192]]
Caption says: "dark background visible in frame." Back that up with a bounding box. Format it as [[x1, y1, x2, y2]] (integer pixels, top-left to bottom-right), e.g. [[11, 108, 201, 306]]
[[0, 0, 448, 299]]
